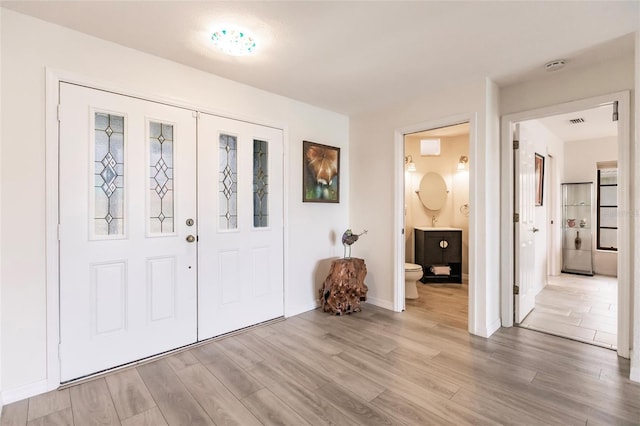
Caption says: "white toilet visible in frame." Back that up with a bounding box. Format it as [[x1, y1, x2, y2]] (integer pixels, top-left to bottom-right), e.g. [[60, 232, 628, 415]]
[[404, 263, 423, 299]]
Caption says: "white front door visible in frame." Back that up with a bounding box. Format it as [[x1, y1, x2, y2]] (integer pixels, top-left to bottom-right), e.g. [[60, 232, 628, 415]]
[[197, 113, 284, 340], [514, 123, 536, 323], [59, 83, 198, 381]]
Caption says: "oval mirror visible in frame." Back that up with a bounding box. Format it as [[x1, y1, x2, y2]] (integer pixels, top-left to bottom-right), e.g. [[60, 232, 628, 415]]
[[418, 172, 448, 210]]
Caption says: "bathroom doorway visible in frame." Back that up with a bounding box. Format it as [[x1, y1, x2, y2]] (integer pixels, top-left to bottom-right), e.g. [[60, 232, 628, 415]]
[[403, 123, 470, 330]]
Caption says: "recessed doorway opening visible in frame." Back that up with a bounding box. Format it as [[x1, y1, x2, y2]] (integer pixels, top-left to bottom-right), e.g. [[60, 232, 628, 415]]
[[403, 122, 470, 330]]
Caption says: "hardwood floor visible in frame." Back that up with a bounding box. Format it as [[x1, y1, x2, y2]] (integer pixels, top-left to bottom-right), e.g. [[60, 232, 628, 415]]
[[520, 274, 618, 349], [3, 298, 639, 425]]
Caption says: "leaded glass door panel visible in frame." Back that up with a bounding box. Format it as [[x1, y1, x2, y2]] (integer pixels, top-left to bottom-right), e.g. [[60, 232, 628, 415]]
[[197, 113, 284, 340], [58, 83, 197, 381]]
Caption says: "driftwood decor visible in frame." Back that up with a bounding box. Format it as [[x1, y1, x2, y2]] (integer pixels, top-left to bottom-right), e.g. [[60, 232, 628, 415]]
[[319, 258, 368, 315]]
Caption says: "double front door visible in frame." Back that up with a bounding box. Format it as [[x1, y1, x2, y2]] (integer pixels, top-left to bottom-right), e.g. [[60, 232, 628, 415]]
[[59, 83, 283, 381]]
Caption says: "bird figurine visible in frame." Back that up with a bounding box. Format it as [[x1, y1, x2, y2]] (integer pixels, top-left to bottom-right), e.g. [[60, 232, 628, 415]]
[[342, 229, 368, 259]]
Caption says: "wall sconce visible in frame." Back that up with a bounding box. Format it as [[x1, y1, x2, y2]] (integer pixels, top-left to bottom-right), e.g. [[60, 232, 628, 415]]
[[405, 155, 416, 172], [457, 155, 468, 170]]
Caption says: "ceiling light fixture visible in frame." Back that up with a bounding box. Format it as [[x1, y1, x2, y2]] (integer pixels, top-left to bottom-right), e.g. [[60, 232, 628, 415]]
[[210, 26, 257, 56]]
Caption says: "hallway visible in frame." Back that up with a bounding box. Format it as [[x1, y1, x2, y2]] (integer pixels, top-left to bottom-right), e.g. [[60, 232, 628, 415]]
[[520, 274, 617, 349]]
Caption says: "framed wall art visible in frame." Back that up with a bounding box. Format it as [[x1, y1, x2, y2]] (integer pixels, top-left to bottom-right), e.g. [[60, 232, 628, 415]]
[[535, 153, 545, 206], [303, 140, 340, 203]]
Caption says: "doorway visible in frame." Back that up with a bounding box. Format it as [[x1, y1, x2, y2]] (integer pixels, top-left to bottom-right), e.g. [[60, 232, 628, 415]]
[[501, 91, 630, 357], [58, 82, 284, 381], [401, 122, 470, 330], [514, 105, 619, 349]]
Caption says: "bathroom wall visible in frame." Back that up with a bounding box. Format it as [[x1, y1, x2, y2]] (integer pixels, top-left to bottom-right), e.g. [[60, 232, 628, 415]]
[[564, 136, 618, 276], [404, 134, 470, 276]]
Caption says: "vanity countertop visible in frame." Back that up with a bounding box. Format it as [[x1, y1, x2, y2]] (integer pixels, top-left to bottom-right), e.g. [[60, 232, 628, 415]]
[[415, 227, 463, 231]]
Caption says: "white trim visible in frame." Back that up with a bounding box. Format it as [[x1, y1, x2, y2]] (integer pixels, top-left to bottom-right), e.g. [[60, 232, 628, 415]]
[[46, 68, 290, 393], [1, 380, 48, 405], [366, 296, 395, 311], [500, 91, 631, 359], [394, 113, 477, 332]]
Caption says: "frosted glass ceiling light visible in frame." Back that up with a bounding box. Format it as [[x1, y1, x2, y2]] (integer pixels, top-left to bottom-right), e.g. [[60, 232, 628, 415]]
[[211, 26, 257, 56]]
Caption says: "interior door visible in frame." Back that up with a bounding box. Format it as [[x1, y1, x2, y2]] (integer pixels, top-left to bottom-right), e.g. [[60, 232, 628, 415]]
[[197, 113, 284, 340], [59, 83, 197, 381], [514, 123, 536, 323]]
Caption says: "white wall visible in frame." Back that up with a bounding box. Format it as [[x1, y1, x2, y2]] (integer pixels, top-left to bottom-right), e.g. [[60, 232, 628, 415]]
[[350, 78, 501, 336], [0, 4, 3, 412], [0, 10, 349, 399], [404, 134, 469, 274], [564, 137, 618, 276]]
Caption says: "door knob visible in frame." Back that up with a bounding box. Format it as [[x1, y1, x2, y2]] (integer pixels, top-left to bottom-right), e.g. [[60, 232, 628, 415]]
[[532, 227, 539, 233], [186, 235, 196, 243]]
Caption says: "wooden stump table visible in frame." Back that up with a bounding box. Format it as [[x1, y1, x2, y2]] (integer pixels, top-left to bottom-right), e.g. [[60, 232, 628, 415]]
[[319, 258, 368, 315]]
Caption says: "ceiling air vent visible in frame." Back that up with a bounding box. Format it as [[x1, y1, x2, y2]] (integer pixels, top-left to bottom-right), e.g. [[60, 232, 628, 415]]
[[569, 118, 585, 124]]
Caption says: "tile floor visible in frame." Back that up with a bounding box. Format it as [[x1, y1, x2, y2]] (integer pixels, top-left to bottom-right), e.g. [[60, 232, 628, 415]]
[[520, 273, 617, 349]]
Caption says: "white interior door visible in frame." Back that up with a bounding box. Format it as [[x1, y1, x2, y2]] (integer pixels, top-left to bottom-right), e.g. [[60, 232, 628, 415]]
[[514, 123, 536, 323], [59, 83, 197, 381], [197, 113, 284, 340]]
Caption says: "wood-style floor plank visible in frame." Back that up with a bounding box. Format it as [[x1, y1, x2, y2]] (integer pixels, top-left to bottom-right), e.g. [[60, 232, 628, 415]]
[[68, 379, 120, 426], [241, 388, 310, 426], [119, 407, 167, 426], [137, 359, 213, 426], [26, 407, 73, 426], [1, 399, 28, 426], [3, 287, 640, 426], [177, 363, 262, 426], [104, 368, 156, 421], [26, 389, 70, 422]]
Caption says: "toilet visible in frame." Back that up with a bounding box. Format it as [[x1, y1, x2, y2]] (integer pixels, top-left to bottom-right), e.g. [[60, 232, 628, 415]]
[[404, 262, 423, 299]]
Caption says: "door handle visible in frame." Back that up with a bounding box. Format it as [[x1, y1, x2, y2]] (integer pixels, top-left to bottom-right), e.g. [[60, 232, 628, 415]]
[[532, 227, 539, 233], [186, 235, 196, 243]]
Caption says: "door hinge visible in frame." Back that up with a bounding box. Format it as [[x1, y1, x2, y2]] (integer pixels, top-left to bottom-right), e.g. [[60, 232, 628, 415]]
[[612, 101, 618, 122], [513, 139, 519, 150], [513, 285, 520, 295], [58, 343, 62, 360], [513, 213, 520, 223], [57, 224, 61, 241], [193, 111, 200, 119], [57, 104, 61, 122]]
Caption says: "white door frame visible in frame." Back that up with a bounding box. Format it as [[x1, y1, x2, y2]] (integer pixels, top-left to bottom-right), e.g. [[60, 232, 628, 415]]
[[393, 113, 477, 334], [45, 68, 289, 391], [500, 91, 631, 358]]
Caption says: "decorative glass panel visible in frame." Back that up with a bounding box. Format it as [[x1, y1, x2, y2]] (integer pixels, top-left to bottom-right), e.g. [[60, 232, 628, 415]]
[[149, 122, 174, 234], [94, 113, 125, 236], [253, 139, 269, 227], [219, 134, 237, 229]]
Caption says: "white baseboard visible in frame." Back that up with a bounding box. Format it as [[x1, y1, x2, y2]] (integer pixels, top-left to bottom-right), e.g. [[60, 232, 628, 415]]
[[2, 379, 50, 405], [631, 350, 640, 383], [471, 317, 502, 338], [285, 300, 320, 318], [365, 296, 394, 311]]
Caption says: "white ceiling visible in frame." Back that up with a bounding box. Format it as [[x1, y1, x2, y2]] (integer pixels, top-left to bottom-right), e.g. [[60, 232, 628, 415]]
[[536, 105, 618, 142], [2, 1, 638, 116]]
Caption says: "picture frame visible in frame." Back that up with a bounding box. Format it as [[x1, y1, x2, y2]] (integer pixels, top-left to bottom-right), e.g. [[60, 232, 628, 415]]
[[535, 153, 545, 206], [302, 140, 340, 203]]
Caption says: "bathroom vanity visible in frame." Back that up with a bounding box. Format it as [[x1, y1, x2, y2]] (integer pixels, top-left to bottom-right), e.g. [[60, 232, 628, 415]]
[[414, 227, 463, 283]]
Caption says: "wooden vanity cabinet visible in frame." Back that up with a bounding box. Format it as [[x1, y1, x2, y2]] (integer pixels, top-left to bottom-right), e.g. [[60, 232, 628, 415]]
[[414, 228, 462, 284]]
